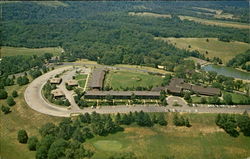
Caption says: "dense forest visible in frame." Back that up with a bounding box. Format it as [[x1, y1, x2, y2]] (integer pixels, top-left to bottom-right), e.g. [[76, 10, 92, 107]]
[[1, 1, 249, 69]]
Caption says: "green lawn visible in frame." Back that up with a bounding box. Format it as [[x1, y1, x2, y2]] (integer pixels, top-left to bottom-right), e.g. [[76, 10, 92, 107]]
[[1, 46, 63, 56], [104, 70, 164, 90], [156, 37, 250, 64], [192, 92, 249, 104], [75, 74, 88, 88], [85, 113, 250, 159], [75, 74, 87, 80]]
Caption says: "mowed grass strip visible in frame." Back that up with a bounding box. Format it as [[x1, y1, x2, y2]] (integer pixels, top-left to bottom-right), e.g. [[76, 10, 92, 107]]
[[1, 46, 63, 56], [156, 37, 250, 63], [104, 70, 163, 90], [178, 15, 249, 29]]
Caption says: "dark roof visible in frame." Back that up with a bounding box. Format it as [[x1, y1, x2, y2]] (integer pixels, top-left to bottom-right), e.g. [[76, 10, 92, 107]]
[[169, 78, 184, 85], [85, 91, 160, 97], [167, 78, 220, 95], [90, 69, 106, 89], [151, 86, 166, 92], [166, 86, 182, 94], [179, 83, 192, 90], [191, 85, 220, 96]]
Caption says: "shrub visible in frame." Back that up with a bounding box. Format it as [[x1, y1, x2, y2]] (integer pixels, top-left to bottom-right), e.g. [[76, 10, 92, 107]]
[[17, 130, 28, 143], [6, 96, 16, 106]]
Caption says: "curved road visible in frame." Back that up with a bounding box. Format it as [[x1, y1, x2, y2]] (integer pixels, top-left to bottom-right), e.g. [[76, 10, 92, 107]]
[[25, 65, 250, 117]]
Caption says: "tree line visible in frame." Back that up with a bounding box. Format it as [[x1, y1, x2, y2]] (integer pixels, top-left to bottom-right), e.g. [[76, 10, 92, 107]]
[[16, 111, 167, 159], [215, 111, 250, 137]]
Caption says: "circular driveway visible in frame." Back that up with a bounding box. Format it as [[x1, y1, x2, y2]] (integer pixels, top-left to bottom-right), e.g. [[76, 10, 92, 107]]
[[24, 65, 250, 117]]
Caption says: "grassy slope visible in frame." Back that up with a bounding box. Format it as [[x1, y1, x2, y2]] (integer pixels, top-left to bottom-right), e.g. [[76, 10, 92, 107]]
[[1, 46, 63, 57], [0, 84, 62, 159], [104, 70, 163, 90], [85, 113, 250, 159], [179, 15, 249, 29], [156, 37, 250, 63], [1, 83, 249, 159]]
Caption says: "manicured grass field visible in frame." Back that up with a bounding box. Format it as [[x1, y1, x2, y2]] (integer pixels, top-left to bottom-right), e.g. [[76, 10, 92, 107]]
[[156, 37, 250, 63], [75, 74, 88, 88], [0, 84, 62, 159], [1, 46, 63, 56], [178, 15, 249, 29], [104, 70, 164, 90], [85, 113, 250, 159]]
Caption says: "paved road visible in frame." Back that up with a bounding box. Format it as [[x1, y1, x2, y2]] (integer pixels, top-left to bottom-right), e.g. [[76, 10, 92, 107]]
[[25, 66, 250, 117]]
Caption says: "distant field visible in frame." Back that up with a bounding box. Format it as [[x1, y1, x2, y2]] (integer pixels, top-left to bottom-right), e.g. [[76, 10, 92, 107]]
[[156, 37, 250, 63], [0, 1, 68, 7], [179, 15, 249, 29], [1, 46, 63, 57], [86, 113, 250, 159], [104, 70, 163, 90], [128, 12, 171, 18], [114, 64, 172, 74]]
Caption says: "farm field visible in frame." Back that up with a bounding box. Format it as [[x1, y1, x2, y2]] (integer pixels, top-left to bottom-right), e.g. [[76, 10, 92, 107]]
[[85, 113, 250, 159], [104, 70, 164, 90], [178, 15, 249, 29], [0, 46, 63, 56], [0, 84, 62, 159], [156, 37, 250, 63], [128, 12, 171, 18]]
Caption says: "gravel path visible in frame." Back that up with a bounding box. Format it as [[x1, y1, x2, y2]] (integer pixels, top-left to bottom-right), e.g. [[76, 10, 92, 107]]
[[24, 66, 250, 117]]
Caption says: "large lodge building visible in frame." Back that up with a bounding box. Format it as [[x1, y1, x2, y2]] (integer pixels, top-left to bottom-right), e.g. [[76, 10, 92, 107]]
[[84, 68, 220, 100]]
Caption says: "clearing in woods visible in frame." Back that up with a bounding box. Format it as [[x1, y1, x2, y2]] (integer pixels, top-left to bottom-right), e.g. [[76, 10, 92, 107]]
[[128, 12, 171, 18], [0, 46, 64, 57], [155, 37, 250, 63], [192, 7, 238, 20], [178, 15, 249, 29]]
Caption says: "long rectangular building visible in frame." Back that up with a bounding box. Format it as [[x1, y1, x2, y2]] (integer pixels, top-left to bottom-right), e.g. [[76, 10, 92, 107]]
[[89, 69, 106, 90], [84, 91, 160, 99]]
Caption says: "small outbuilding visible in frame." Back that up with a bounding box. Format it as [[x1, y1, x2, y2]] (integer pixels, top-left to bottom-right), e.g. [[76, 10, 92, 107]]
[[51, 89, 65, 98], [66, 80, 78, 86], [49, 78, 62, 84]]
